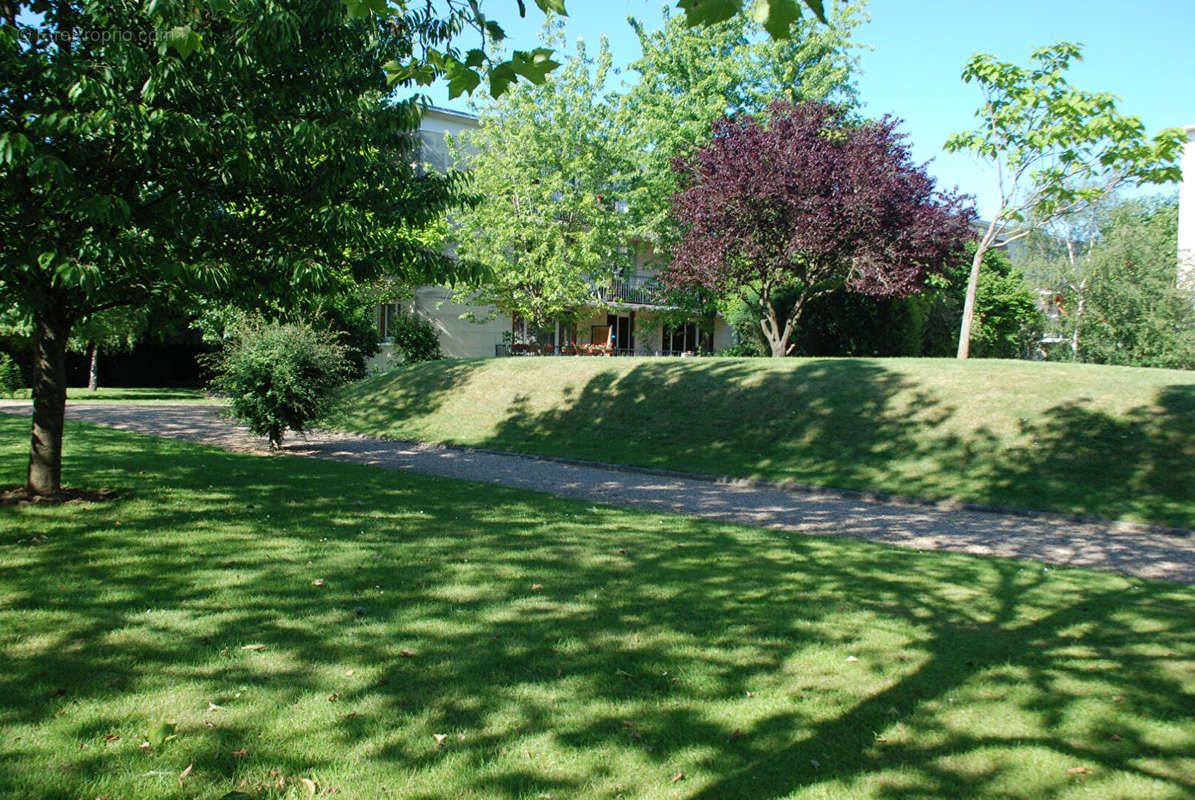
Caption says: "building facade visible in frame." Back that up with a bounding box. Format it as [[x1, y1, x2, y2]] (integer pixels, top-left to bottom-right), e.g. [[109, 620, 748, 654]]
[[369, 106, 734, 369]]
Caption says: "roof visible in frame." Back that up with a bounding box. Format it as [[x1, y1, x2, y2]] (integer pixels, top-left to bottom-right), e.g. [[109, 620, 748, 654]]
[[422, 105, 480, 124]]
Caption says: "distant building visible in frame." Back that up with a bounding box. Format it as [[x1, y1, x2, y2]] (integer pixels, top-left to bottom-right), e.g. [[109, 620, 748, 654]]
[[369, 107, 734, 368], [1178, 124, 1195, 289]]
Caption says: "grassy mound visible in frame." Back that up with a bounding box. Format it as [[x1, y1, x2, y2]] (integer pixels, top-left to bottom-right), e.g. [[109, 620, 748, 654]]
[[1, 416, 1193, 799], [330, 357, 1195, 527]]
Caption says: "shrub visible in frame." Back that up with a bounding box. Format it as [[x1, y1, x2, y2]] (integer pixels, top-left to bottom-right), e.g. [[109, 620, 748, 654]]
[[713, 343, 763, 357], [0, 352, 23, 397], [388, 310, 441, 363], [208, 321, 351, 448]]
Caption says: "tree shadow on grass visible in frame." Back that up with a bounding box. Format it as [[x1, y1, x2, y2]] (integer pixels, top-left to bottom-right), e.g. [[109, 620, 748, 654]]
[[484, 358, 1195, 527], [324, 358, 486, 432], [970, 384, 1195, 525], [0, 416, 1192, 798], [488, 359, 960, 492]]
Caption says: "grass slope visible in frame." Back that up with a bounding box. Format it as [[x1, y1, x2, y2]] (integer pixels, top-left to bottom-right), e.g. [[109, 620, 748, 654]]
[[2, 415, 1194, 799], [330, 357, 1195, 527]]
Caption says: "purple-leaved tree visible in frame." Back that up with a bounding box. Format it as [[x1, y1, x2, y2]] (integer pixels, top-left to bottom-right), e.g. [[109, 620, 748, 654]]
[[669, 100, 976, 357]]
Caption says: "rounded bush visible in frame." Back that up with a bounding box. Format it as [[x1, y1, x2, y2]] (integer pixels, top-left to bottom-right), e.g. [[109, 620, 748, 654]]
[[209, 321, 351, 448], [388, 310, 442, 364]]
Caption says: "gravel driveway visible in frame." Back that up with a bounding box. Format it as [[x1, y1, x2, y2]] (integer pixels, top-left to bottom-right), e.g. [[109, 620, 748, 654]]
[[3, 400, 1193, 583]]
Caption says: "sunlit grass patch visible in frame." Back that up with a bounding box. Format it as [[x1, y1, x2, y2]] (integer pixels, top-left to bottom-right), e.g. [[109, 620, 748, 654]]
[[1, 415, 1193, 799]]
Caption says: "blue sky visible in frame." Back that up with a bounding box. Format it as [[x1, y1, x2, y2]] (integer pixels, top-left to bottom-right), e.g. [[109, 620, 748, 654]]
[[422, 0, 1194, 219]]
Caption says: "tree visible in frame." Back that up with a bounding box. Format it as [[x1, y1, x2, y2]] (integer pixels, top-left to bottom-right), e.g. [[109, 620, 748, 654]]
[[960, 248, 1043, 359], [621, 3, 864, 256], [340, 0, 834, 99], [70, 306, 149, 392], [669, 100, 975, 357], [1, 0, 473, 496], [1077, 198, 1195, 369], [208, 320, 352, 449], [453, 25, 632, 330], [944, 41, 1185, 359]]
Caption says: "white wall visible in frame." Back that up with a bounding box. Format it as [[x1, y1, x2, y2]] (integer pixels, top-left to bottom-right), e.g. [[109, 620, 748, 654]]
[[367, 287, 511, 371]]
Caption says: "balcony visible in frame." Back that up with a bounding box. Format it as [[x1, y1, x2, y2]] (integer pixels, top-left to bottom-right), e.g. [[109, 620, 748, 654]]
[[592, 274, 669, 307]]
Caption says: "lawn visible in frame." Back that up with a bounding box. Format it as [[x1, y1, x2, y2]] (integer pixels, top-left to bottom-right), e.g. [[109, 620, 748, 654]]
[[328, 357, 1195, 528], [1, 415, 1193, 799], [3, 387, 215, 403]]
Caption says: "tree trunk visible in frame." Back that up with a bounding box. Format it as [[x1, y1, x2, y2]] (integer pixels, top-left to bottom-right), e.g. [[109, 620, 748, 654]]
[[87, 341, 100, 392], [760, 307, 793, 357], [27, 308, 71, 496], [759, 293, 802, 357], [957, 227, 996, 359], [1070, 279, 1087, 357]]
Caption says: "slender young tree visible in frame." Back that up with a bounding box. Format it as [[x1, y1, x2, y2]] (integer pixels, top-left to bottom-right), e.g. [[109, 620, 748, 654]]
[[669, 100, 974, 357], [453, 24, 632, 330], [944, 41, 1184, 359]]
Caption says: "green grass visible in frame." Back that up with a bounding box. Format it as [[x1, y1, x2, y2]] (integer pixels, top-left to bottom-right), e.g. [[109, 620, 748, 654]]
[[4, 386, 214, 402], [2, 415, 1194, 799], [329, 357, 1195, 527]]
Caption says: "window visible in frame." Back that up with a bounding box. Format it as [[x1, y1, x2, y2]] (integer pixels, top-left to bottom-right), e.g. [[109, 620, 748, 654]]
[[664, 322, 703, 353]]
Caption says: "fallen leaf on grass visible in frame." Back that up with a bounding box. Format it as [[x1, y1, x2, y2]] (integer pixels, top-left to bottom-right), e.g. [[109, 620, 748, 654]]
[[1111, 734, 1122, 741], [845, 656, 859, 663], [241, 644, 267, 651], [102, 734, 120, 743], [531, 584, 544, 591], [1067, 766, 1091, 775], [327, 693, 340, 702], [179, 763, 193, 782], [433, 734, 447, 746], [312, 579, 326, 587], [208, 702, 225, 711], [231, 748, 248, 758], [138, 741, 152, 751], [400, 650, 416, 658], [299, 777, 318, 794], [1112, 695, 1124, 702], [149, 722, 177, 745], [669, 772, 684, 783]]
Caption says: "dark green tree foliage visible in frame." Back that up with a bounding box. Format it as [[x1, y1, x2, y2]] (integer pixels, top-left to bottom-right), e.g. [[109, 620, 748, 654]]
[[925, 245, 1044, 359], [209, 321, 351, 449], [0, 352, 22, 396], [720, 245, 1044, 360], [0, 0, 471, 494], [1079, 199, 1195, 369], [386, 309, 442, 364]]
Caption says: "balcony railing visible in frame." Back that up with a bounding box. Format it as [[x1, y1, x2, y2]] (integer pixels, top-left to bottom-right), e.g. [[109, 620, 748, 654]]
[[592, 274, 668, 306]]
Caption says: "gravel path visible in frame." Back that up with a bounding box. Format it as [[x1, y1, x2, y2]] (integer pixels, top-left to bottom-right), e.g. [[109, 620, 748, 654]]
[[4, 400, 1194, 583]]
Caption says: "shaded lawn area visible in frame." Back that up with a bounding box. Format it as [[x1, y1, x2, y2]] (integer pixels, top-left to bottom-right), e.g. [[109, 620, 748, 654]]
[[329, 357, 1195, 528], [1, 416, 1193, 800], [3, 387, 215, 403]]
